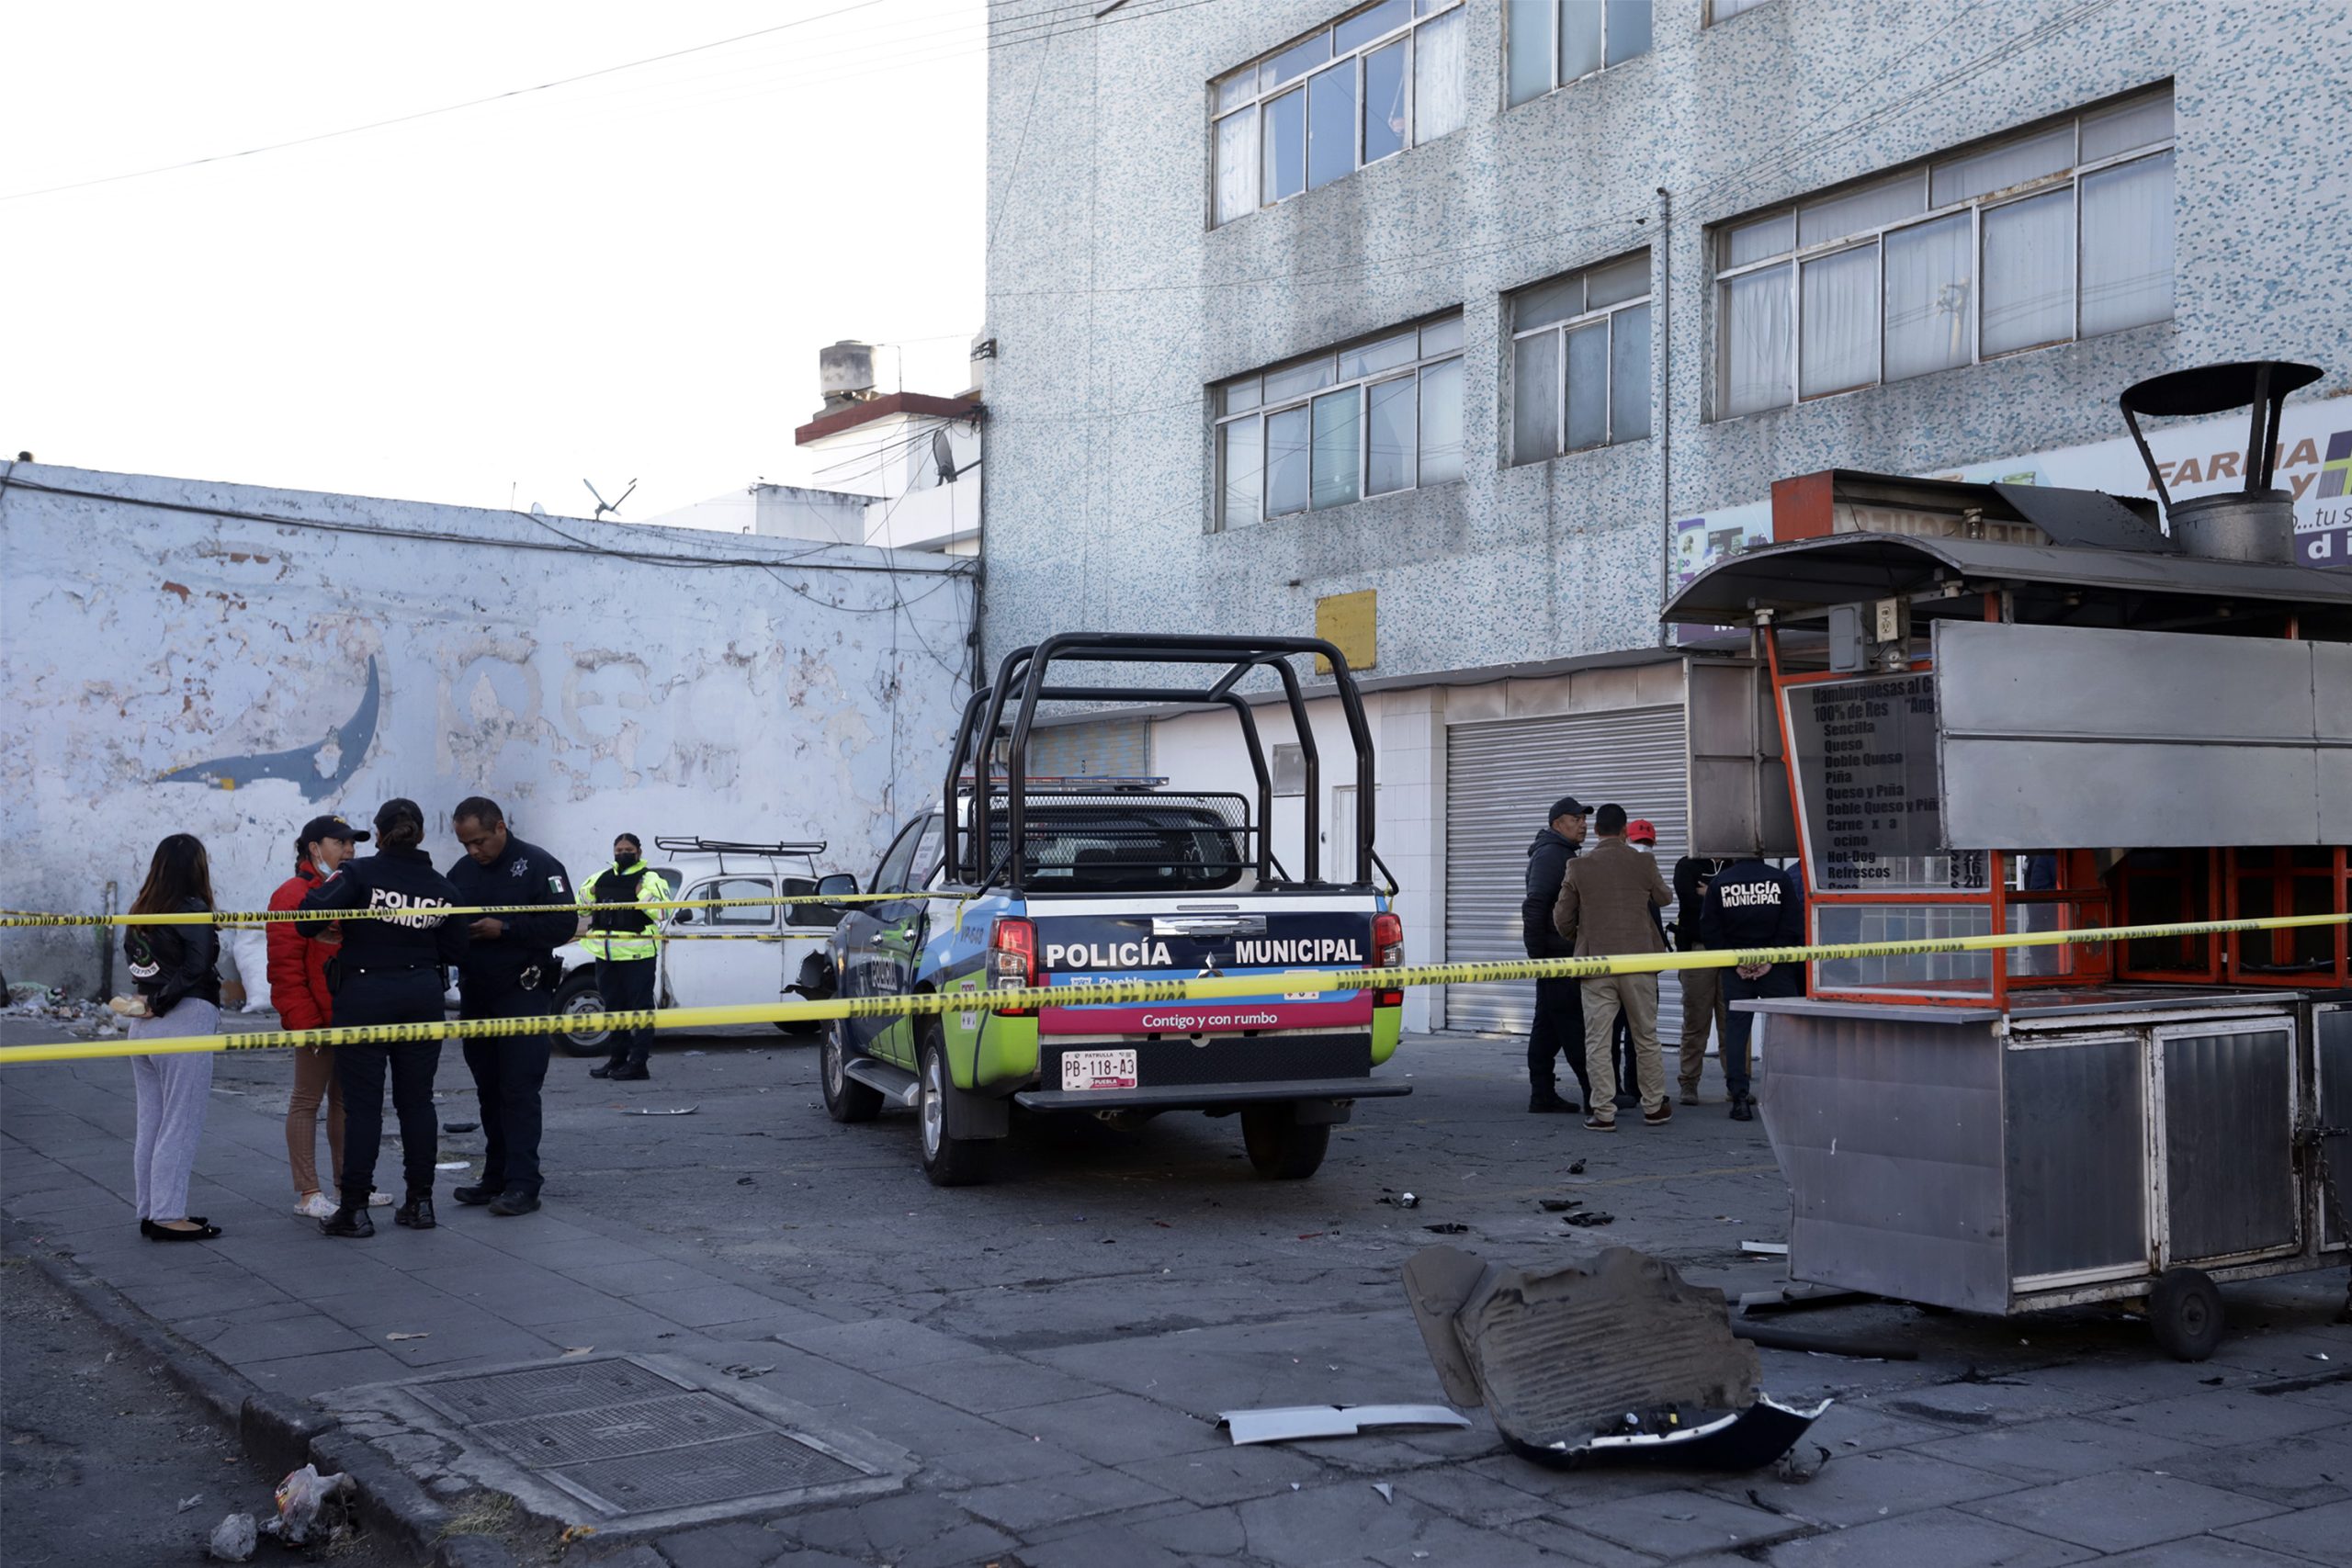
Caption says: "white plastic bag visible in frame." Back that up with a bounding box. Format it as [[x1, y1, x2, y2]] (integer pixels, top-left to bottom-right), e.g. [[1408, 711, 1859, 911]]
[[272, 1463, 356, 1545]]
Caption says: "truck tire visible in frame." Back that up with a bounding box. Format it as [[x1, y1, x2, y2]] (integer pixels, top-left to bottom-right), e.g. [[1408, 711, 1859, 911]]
[[918, 1032, 993, 1187], [553, 971, 611, 1058], [821, 1021, 882, 1124], [1242, 1104, 1330, 1180], [2149, 1267, 2225, 1361]]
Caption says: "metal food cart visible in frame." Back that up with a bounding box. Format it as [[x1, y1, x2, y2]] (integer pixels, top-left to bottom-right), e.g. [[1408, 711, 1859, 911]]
[[1660, 363, 2352, 1358]]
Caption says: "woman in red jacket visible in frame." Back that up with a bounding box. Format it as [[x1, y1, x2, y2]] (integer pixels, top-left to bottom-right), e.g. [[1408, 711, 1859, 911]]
[[269, 814, 383, 1219]]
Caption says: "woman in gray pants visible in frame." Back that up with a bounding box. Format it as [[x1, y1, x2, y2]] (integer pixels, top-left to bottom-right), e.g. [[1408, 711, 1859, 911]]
[[122, 834, 224, 1241]]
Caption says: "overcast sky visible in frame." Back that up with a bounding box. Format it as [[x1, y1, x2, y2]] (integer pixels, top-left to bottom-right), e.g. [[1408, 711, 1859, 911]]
[[0, 0, 985, 521]]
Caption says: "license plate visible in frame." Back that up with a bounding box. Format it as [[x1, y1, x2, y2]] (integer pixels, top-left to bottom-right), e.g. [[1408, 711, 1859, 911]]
[[1061, 1049, 1138, 1091]]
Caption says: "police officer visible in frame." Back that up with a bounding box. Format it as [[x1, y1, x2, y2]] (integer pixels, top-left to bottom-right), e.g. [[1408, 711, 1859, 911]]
[[1698, 854, 1806, 1122], [445, 795, 576, 1217], [1521, 795, 1590, 1114], [299, 798, 468, 1237], [583, 832, 663, 1082]]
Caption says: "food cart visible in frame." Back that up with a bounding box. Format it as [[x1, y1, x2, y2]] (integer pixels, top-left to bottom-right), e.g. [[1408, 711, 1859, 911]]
[[1660, 363, 2352, 1359]]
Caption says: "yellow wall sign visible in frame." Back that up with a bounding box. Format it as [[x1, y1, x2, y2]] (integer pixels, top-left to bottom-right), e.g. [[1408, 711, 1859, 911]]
[[1315, 590, 1375, 674]]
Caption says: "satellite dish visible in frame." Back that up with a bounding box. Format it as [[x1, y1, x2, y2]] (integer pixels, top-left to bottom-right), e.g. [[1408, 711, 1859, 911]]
[[529, 502, 548, 516], [930, 428, 958, 486]]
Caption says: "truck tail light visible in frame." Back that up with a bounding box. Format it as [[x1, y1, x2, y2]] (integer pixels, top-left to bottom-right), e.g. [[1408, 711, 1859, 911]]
[[1372, 911, 1404, 1008], [989, 916, 1040, 1017]]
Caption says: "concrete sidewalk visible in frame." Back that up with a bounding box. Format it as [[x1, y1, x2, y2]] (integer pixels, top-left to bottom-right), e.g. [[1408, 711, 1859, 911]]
[[6, 1018, 2352, 1567]]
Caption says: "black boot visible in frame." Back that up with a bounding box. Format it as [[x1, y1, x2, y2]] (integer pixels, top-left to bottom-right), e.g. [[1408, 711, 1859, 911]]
[[589, 1063, 616, 1078], [320, 1205, 374, 1238], [1529, 1088, 1580, 1113], [610, 1062, 650, 1081], [452, 1183, 500, 1205], [395, 1194, 436, 1229]]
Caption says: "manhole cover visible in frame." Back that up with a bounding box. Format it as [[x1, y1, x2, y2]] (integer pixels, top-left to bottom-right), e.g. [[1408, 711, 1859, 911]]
[[388, 1355, 906, 1529]]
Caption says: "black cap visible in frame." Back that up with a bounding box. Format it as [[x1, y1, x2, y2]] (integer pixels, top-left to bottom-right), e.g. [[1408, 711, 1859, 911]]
[[1596, 803, 1628, 835], [298, 814, 369, 849], [373, 797, 425, 834], [1548, 795, 1590, 823]]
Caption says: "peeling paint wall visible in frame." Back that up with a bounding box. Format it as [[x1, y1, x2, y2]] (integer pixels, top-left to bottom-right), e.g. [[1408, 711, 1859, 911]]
[[0, 463, 975, 993]]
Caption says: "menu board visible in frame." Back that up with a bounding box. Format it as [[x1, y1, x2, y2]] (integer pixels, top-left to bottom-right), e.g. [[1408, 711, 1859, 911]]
[[1784, 672, 1986, 892]]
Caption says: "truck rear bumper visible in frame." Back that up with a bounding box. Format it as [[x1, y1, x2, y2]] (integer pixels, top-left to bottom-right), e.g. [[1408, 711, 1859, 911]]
[[1012, 1076, 1412, 1112]]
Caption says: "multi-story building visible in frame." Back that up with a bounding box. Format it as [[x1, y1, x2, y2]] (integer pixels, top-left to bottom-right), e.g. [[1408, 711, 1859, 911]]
[[979, 0, 2350, 1033]]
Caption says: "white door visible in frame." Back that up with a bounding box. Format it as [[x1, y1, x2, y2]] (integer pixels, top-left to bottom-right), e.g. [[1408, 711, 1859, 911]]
[[660, 875, 786, 1010]]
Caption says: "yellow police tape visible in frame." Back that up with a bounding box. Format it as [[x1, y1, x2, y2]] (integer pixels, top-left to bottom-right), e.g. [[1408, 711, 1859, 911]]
[[0, 891, 931, 929], [5, 910, 2346, 1066]]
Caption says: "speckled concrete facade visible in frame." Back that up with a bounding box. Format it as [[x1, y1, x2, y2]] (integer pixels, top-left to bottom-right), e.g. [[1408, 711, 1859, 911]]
[[981, 0, 2352, 681]]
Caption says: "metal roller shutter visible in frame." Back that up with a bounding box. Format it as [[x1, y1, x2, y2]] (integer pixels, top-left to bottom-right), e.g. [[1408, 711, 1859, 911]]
[[1443, 706, 1690, 1037]]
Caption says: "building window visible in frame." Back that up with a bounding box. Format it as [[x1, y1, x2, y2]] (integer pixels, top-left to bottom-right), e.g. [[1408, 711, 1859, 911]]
[[1709, 0, 1779, 21], [1509, 253, 1651, 465], [1713, 86, 2174, 419], [1507, 2, 1651, 107], [1212, 0, 1467, 228], [1216, 315, 1465, 528]]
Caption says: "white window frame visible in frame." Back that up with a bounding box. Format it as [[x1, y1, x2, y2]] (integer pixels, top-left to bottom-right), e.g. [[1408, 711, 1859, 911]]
[[1213, 315, 1465, 531], [1707, 0, 1781, 23], [1509, 254, 1653, 462], [1507, 1, 1653, 107], [1210, 0, 1464, 229], [1712, 87, 2176, 420]]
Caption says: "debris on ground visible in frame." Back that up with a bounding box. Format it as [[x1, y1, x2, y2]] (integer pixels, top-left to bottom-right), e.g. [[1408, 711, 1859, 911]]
[[1567, 1160, 1587, 1175], [5, 984, 116, 1033], [1218, 1404, 1474, 1445], [1402, 1244, 1829, 1471], [1423, 1223, 1470, 1235], [263, 1464, 356, 1546], [207, 1513, 256, 1562], [1561, 1211, 1615, 1227], [1741, 1240, 1790, 1257], [1538, 1199, 1579, 1213], [619, 1106, 699, 1115], [1371, 1482, 1394, 1503]]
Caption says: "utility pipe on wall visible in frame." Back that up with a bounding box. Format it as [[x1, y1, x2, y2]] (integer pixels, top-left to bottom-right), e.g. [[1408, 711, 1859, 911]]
[[1656, 186, 1674, 644]]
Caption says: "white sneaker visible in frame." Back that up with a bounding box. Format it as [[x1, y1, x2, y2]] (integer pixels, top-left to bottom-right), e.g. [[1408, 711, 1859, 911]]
[[295, 1192, 336, 1220], [368, 1190, 394, 1207]]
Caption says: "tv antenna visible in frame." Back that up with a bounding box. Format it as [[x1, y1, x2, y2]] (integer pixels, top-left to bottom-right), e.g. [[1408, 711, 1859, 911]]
[[582, 477, 639, 520]]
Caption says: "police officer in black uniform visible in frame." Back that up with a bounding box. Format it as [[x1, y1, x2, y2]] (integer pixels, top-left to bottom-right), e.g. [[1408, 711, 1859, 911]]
[[1698, 854, 1806, 1122], [300, 798, 468, 1237], [444, 795, 576, 1217]]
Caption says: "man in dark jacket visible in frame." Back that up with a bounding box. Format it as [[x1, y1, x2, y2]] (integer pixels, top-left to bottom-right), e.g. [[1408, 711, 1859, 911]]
[[446, 796, 576, 1216], [1521, 795, 1589, 1113], [1698, 856, 1806, 1122], [1670, 853, 1735, 1106]]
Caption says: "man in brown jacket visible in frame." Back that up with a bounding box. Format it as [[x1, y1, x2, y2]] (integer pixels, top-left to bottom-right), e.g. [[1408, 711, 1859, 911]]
[[1552, 803, 1676, 1130]]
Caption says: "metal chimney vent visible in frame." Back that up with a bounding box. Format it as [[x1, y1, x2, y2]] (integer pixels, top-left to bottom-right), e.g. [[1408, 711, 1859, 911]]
[[2120, 360, 2323, 565]]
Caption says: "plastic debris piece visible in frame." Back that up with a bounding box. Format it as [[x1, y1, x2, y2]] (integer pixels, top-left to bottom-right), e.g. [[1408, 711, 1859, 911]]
[[177, 1494, 203, 1513], [273, 1464, 356, 1546], [621, 1106, 699, 1115], [1562, 1212, 1615, 1227], [1219, 1404, 1474, 1446], [1423, 1223, 1469, 1235], [386, 1332, 428, 1342], [1538, 1199, 1581, 1213], [1741, 1241, 1790, 1257], [434, 1161, 469, 1170], [208, 1513, 257, 1562], [1372, 1482, 1394, 1503], [1568, 1160, 1587, 1175]]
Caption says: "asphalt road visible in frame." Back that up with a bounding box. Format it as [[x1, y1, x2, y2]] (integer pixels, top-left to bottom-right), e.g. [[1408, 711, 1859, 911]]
[[0, 1249, 413, 1568]]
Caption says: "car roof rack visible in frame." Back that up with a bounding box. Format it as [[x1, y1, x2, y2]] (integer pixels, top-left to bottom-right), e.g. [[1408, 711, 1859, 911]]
[[654, 837, 827, 857]]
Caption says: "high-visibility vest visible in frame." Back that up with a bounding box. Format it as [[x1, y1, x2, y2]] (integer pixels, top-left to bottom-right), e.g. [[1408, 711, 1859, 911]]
[[581, 863, 663, 962]]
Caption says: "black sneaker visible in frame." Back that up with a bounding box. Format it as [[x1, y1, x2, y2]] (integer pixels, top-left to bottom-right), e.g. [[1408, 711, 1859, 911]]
[[319, 1207, 374, 1238], [1730, 1097, 1755, 1122], [452, 1183, 499, 1206], [487, 1188, 540, 1217], [1528, 1091, 1580, 1114], [609, 1065, 650, 1081], [395, 1196, 436, 1229]]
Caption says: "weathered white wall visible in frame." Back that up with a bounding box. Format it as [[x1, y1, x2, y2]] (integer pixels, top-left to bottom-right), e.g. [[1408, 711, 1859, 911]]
[[0, 462, 975, 992]]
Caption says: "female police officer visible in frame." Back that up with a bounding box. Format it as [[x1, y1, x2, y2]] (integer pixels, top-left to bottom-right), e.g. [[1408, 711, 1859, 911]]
[[300, 798, 469, 1237]]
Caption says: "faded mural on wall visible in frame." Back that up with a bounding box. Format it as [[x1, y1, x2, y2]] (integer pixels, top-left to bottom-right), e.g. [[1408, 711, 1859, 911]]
[[0, 464, 974, 992]]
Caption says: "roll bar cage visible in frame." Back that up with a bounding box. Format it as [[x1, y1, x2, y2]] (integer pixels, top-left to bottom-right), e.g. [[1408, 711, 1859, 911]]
[[939, 633, 1378, 893]]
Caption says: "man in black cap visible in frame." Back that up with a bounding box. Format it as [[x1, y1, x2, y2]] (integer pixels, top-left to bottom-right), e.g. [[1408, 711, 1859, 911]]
[[1521, 795, 1590, 1113], [444, 796, 576, 1217], [299, 798, 469, 1237]]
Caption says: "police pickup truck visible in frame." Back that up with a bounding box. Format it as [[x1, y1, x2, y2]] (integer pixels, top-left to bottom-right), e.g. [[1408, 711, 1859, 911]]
[[550, 837, 857, 1055], [818, 634, 1410, 1186]]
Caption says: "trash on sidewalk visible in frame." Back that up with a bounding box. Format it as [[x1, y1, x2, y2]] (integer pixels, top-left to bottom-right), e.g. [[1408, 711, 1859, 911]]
[[1537, 1199, 1579, 1213], [1402, 1244, 1830, 1471], [386, 1332, 429, 1342], [176, 1494, 202, 1513], [207, 1512, 256, 1561], [1567, 1160, 1586, 1175], [1217, 1404, 1474, 1446], [264, 1463, 356, 1546], [1371, 1482, 1394, 1503], [620, 1105, 699, 1116], [1561, 1211, 1615, 1227], [1375, 1190, 1419, 1209], [1741, 1240, 1790, 1257], [434, 1161, 469, 1171], [1423, 1223, 1469, 1235]]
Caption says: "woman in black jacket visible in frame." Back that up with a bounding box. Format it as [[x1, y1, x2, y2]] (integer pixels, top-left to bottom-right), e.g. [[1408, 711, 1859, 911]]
[[121, 834, 224, 1240]]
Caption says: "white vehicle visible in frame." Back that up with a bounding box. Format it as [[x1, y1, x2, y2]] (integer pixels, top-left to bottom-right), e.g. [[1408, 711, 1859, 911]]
[[551, 837, 858, 1056]]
